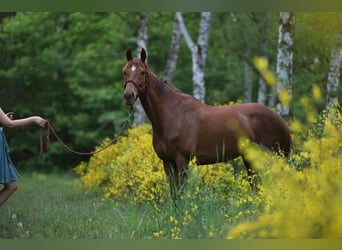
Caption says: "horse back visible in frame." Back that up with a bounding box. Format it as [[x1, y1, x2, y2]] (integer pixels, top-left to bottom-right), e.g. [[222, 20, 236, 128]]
[[239, 103, 291, 156]]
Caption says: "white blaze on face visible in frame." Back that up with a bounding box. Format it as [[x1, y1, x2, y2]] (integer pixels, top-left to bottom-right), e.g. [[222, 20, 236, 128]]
[[131, 65, 136, 72]]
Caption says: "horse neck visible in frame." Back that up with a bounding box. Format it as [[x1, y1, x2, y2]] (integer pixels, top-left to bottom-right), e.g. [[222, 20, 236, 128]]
[[139, 72, 178, 133]]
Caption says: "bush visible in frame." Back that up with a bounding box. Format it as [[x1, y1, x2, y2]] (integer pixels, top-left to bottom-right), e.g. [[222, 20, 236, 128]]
[[74, 124, 168, 204], [228, 104, 342, 238], [74, 96, 342, 238], [74, 123, 256, 204]]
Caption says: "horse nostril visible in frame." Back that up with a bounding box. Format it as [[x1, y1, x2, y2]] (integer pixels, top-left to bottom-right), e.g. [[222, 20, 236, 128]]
[[123, 92, 136, 104]]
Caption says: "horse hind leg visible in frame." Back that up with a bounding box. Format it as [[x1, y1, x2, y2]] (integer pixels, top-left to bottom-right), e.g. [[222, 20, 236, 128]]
[[241, 156, 260, 193]]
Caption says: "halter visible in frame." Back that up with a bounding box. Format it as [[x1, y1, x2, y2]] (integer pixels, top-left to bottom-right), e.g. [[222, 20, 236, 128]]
[[123, 69, 149, 93]]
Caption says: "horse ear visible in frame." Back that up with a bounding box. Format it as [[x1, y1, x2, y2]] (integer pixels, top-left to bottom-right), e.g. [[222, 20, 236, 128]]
[[140, 48, 146, 63], [126, 48, 133, 61]]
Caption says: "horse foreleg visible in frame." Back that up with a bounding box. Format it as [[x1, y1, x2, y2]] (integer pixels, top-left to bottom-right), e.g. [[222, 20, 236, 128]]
[[163, 161, 188, 204], [163, 161, 177, 201]]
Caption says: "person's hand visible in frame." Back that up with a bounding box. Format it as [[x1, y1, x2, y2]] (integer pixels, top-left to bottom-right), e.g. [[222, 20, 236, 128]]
[[6, 112, 14, 120], [34, 116, 47, 128]]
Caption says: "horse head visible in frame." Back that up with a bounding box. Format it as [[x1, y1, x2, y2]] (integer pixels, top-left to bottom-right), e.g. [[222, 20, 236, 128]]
[[122, 48, 148, 106]]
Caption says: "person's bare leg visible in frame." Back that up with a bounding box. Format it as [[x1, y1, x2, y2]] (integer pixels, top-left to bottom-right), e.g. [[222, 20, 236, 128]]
[[0, 180, 18, 206]]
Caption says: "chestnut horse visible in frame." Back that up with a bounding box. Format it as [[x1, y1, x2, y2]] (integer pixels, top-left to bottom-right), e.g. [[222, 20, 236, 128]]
[[122, 48, 291, 200]]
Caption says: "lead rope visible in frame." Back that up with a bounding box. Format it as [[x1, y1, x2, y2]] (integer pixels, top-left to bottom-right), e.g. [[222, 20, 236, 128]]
[[39, 106, 133, 157]]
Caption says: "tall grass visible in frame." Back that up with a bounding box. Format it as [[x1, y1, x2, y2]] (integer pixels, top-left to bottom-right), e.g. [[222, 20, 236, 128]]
[[1, 171, 255, 239]]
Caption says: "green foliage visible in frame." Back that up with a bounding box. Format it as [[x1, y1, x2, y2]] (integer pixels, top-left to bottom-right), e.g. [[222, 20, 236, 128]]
[[0, 12, 135, 170], [0, 12, 341, 173], [292, 12, 342, 121]]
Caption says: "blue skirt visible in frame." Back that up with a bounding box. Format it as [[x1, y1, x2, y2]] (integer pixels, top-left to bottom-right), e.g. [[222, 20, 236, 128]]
[[0, 127, 20, 184]]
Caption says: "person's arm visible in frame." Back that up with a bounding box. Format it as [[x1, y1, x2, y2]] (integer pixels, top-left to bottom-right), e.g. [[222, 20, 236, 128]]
[[0, 107, 46, 128]]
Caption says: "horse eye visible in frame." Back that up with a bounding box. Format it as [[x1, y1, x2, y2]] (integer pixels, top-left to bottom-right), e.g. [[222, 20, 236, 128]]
[[141, 71, 145, 76]]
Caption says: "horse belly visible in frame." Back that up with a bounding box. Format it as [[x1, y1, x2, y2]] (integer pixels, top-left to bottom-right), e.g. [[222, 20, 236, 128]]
[[195, 133, 240, 164]]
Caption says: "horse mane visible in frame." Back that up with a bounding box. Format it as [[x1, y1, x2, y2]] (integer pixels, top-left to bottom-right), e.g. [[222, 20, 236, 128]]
[[147, 69, 185, 95], [161, 78, 183, 94]]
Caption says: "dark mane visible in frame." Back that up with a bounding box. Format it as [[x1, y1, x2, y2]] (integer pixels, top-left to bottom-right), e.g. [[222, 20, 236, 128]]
[[148, 70, 183, 94], [161, 78, 183, 94]]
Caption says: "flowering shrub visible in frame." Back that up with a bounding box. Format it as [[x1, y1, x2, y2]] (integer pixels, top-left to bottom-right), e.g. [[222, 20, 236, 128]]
[[74, 124, 168, 204], [74, 125, 255, 206], [228, 104, 342, 238]]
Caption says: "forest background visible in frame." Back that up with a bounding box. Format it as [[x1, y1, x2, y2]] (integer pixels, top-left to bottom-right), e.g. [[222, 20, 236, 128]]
[[0, 12, 341, 172]]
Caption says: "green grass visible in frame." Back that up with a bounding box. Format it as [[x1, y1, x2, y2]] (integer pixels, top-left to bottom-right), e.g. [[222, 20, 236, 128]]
[[0, 171, 259, 239], [0, 172, 158, 239]]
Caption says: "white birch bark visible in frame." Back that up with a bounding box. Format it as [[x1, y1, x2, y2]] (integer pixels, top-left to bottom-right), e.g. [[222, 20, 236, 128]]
[[257, 14, 270, 106], [164, 13, 182, 83], [244, 49, 252, 103], [257, 77, 267, 105], [268, 85, 277, 107], [176, 12, 211, 102], [275, 12, 294, 117], [134, 12, 148, 126], [327, 48, 342, 106]]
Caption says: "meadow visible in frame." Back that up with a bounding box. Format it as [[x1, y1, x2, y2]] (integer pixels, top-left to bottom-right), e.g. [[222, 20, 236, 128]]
[[1, 90, 342, 239], [0, 170, 256, 239]]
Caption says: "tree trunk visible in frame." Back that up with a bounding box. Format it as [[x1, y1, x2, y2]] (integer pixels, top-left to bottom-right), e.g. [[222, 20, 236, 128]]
[[326, 23, 342, 106], [267, 85, 277, 107], [244, 49, 252, 103], [275, 12, 295, 117], [164, 13, 182, 83], [134, 12, 148, 126], [257, 75, 267, 105], [176, 12, 212, 102], [256, 13, 270, 106]]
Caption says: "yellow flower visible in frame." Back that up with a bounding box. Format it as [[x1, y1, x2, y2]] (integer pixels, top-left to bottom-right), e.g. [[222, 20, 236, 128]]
[[263, 71, 277, 86], [170, 216, 177, 224], [253, 56, 268, 71], [279, 89, 291, 108], [153, 230, 164, 238], [312, 84, 322, 101], [290, 119, 303, 133], [209, 231, 215, 238], [253, 56, 276, 86], [228, 105, 342, 238]]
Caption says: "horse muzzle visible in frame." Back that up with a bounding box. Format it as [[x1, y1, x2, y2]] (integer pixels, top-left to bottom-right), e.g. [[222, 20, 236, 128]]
[[123, 80, 139, 105], [123, 91, 137, 106]]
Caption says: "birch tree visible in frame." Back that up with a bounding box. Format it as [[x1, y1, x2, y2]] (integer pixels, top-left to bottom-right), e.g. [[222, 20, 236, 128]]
[[176, 12, 212, 102], [134, 12, 148, 125], [255, 13, 270, 105], [275, 12, 295, 117], [164, 13, 182, 83], [244, 49, 252, 103], [259, 14, 272, 106], [326, 24, 342, 106]]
